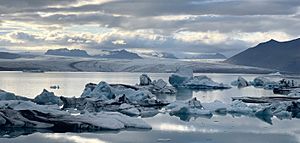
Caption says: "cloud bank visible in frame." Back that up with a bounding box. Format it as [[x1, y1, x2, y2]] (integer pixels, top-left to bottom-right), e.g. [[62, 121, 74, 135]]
[[0, 0, 299, 56]]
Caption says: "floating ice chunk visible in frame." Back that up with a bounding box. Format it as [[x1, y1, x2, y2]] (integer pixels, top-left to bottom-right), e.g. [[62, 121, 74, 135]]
[[287, 88, 300, 97], [152, 79, 167, 89], [0, 90, 30, 101], [34, 89, 62, 105], [231, 76, 250, 88], [169, 69, 230, 89], [184, 76, 231, 89], [140, 108, 159, 118], [86, 81, 115, 100], [169, 74, 190, 88], [81, 81, 158, 104], [253, 77, 270, 86], [0, 100, 66, 116], [202, 100, 228, 113], [140, 74, 152, 86], [137, 74, 176, 94], [268, 72, 282, 76], [249, 76, 280, 89], [227, 100, 257, 115], [274, 111, 292, 120], [119, 107, 140, 116], [255, 107, 273, 124], [119, 103, 140, 116], [0, 90, 17, 100], [166, 97, 212, 121], [0, 100, 151, 130]]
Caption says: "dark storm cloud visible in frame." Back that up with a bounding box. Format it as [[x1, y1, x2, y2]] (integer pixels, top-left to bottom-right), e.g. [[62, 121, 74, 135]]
[[0, 0, 78, 13], [24, 0, 300, 16]]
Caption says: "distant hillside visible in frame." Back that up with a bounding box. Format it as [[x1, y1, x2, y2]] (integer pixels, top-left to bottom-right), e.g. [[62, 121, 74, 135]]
[[45, 48, 90, 57], [226, 38, 300, 73], [0, 52, 21, 59], [185, 53, 227, 59], [95, 49, 142, 59]]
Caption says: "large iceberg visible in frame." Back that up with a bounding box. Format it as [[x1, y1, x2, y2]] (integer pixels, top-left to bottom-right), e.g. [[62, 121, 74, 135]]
[[81, 81, 158, 104], [0, 100, 151, 131], [62, 81, 169, 117], [169, 69, 231, 89]]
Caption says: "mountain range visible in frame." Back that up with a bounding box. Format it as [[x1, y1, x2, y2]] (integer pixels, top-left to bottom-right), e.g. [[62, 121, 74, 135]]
[[226, 38, 300, 73], [45, 48, 143, 59]]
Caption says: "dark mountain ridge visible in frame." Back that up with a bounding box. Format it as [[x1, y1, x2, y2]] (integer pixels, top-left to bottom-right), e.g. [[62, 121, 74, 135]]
[[226, 38, 300, 73]]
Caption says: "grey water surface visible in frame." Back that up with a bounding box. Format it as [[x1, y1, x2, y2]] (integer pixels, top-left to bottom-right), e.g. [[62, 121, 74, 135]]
[[0, 72, 300, 143]]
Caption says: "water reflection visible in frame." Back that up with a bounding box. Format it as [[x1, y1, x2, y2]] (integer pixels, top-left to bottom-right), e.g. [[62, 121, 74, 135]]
[[0, 127, 150, 139], [44, 134, 108, 143], [156, 123, 219, 133]]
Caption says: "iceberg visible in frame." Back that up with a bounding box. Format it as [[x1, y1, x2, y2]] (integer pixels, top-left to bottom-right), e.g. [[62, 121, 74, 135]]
[[0, 100, 151, 131], [33, 89, 63, 105], [61, 81, 169, 117], [165, 98, 213, 121], [0, 90, 31, 101], [287, 88, 300, 97], [231, 76, 250, 88], [81, 81, 159, 104], [169, 68, 230, 89], [227, 100, 258, 115], [139, 74, 152, 86], [81, 81, 115, 100], [138, 74, 176, 94], [169, 74, 231, 89], [251, 76, 279, 88]]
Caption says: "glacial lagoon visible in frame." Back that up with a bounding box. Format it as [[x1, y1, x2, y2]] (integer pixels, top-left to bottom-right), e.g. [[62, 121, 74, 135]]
[[0, 72, 300, 143]]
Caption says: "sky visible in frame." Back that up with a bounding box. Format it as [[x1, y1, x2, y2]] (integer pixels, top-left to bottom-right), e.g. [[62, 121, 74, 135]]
[[0, 0, 300, 56]]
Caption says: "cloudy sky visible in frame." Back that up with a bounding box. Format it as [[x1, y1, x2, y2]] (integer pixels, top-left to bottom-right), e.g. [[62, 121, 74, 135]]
[[0, 0, 299, 56]]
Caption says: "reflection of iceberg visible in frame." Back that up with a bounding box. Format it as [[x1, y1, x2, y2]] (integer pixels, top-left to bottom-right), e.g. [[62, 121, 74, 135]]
[[176, 88, 193, 100]]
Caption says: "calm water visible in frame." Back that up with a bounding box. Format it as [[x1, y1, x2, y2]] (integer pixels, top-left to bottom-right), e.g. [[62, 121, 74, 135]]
[[1, 72, 300, 143]]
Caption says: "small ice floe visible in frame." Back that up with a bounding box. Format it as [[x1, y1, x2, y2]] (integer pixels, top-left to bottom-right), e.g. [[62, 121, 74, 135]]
[[169, 68, 231, 90], [231, 76, 250, 88]]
